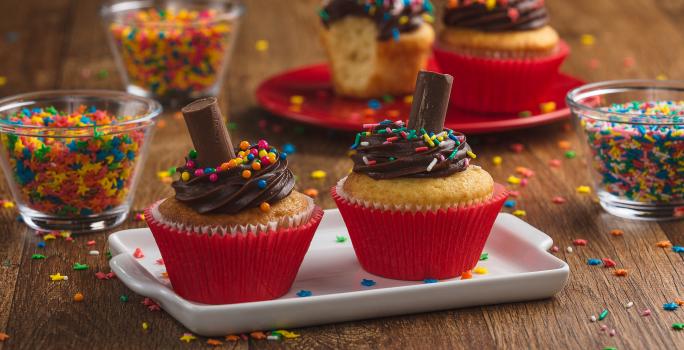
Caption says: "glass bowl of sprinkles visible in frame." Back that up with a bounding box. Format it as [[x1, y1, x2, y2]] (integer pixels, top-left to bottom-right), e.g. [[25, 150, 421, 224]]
[[0, 90, 161, 232], [567, 80, 684, 220], [101, 0, 244, 105]]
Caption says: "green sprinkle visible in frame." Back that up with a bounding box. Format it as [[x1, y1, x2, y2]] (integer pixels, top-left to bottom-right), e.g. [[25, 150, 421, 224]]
[[602, 348, 617, 350], [2, 259, 10, 267], [448, 149, 459, 160], [598, 309, 609, 321], [106, 250, 112, 260], [480, 252, 489, 261], [518, 110, 532, 118], [388, 157, 396, 161], [673, 323, 684, 330], [31, 254, 46, 260], [188, 149, 198, 159], [382, 94, 394, 103], [565, 150, 577, 159], [97, 69, 109, 79], [73, 263, 89, 270], [227, 122, 238, 130], [336, 235, 347, 243], [318, 9, 329, 21], [120, 295, 129, 302], [168, 167, 177, 175]]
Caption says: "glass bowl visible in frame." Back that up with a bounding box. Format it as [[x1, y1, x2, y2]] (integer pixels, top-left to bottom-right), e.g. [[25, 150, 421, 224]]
[[0, 90, 161, 232], [567, 80, 684, 221], [101, 0, 244, 105]]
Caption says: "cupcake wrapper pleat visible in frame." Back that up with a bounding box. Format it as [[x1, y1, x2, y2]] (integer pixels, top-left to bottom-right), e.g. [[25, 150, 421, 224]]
[[433, 41, 569, 114], [331, 184, 508, 280], [144, 205, 324, 305]]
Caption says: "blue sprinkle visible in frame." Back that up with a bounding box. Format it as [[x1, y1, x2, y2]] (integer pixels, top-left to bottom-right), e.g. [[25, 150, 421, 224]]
[[282, 143, 296, 154], [37, 241, 46, 248], [423, 278, 438, 284], [204, 168, 214, 174], [361, 278, 376, 287], [368, 99, 382, 110], [279, 152, 287, 160], [247, 154, 255, 161], [673, 246, 684, 253], [296, 290, 312, 297], [391, 27, 400, 41], [257, 179, 267, 189], [587, 258, 602, 266], [503, 200, 516, 208], [664, 302, 679, 311]]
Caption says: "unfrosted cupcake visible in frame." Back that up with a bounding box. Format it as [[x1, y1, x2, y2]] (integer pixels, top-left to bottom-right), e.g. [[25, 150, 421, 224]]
[[433, 0, 569, 113], [145, 98, 323, 304], [319, 0, 435, 98]]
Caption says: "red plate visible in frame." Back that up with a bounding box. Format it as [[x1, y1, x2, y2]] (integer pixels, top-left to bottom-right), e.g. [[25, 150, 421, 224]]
[[255, 62, 585, 134]]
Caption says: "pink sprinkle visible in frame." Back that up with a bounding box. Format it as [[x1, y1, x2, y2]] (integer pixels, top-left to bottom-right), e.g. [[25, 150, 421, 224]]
[[520, 178, 529, 187], [508, 190, 520, 198], [185, 160, 195, 169], [573, 239, 588, 246], [602, 258, 617, 268], [549, 159, 562, 168], [641, 309, 651, 317], [400, 131, 408, 139], [509, 143, 525, 153], [385, 127, 392, 134], [155, 258, 165, 265], [623, 56, 636, 68], [86, 240, 96, 246], [260, 156, 270, 166], [142, 298, 161, 311], [107, 272, 116, 279], [133, 248, 144, 259], [257, 139, 269, 149], [552, 196, 566, 204], [362, 123, 378, 129], [551, 246, 559, 252], [209, 173, 218, 182], [95, 272, 108, 280], [194, 169, 204, 177], [609, 329, 616, 337], [600, 325, 608, 331], [507, 8, 519, 22]]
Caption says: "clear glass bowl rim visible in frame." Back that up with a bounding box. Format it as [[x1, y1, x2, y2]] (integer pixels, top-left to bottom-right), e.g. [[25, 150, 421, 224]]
[[566, 79, 684, 125], [101, 0, 245, 26], [0, 89, 162, 134]]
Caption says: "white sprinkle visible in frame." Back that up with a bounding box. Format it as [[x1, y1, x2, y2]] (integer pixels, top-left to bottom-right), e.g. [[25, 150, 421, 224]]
[[566, 246, 573, 253], [362, 156, 370, 165], [89, 250, 100, 256], [589, 315, 596, 322], [609, 329, 616, 337], [267, 335, 280, 341], [360, 141, 369, 146], [625, 301, 634, 309], [63, 276, 69, 280], [426, 158, 438, 172]]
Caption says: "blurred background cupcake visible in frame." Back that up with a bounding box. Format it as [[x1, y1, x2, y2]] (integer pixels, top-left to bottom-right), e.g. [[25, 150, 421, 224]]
[[433, 0, 569, 113], [319, 0, 435, 98]]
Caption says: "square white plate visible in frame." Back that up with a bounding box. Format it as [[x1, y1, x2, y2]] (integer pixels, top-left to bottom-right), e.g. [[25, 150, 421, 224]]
[[109, 210, 568, 336]]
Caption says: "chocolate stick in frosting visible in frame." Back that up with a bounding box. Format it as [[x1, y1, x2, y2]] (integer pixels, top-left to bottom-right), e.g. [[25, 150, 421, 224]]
[[407, 71, 454, 133], [181, 97, 234, 167]]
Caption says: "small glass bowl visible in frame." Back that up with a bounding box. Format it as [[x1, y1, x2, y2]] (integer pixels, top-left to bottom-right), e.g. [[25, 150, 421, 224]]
[[567, 80, 684, 221], [101, 0, 244, 105], [0, 90, 161, 232]]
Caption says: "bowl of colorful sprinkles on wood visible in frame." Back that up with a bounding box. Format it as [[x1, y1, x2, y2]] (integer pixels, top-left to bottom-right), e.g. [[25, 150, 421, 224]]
[[0, 90, 161, 232], [567, 80, 684, 220], [102, 0, 244, 103], [144, 97, 323, 305]]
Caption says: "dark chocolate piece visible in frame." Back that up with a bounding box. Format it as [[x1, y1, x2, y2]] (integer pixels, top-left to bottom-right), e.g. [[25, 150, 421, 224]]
[[181, 97, 234, 167], [407, 71, 453, 134]]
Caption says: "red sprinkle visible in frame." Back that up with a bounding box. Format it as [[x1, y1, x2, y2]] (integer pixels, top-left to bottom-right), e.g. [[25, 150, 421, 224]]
[[142, 298, 161, 311], [155, 258, 165, 265], [549, 159, 562, 168], [386, 136, 398, 142], [573, 239, 588, 246], [508, 190, 520, 198], [133, 248, 144, 259], [602, 258, 617, 268], [552, 196, 566, 204], [551, 246, 559, 252], [86, 240, 96, 246], [509, 143, 525, 153], [415, 146, 429, 152]]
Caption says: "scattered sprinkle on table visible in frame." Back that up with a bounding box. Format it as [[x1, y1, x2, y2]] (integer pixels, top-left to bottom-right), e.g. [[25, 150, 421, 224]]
[[539, 101, 556, 113], [296, 290, 312, 297], [512, 210, 526, 217], [602, 258, 617, 268], [273, 330, 300, 339], [423, 278, 438, 284], [641, 309, 652, 317], [557, 140, 571, 150], [664, 302, 679, 311], [548, 159, 562, 168], [73, 292, 84, 302], [673, 246, 684, 253], [656, 240, 672, 248], [303, 188, 319, 198], [492, 156, 502, 165], [49, 273, 67, 281], [580, 34, 595, 46], [625, 301, 634, 309], [310, 170, 326, 179], [573, 239, 588, 246], [255, 39, 269, 52], [0, 332, 9, 342], [552, 196, 566, 204], [361, 278, 376, 287], [120, 295, 129, 302], [587, 258, 601, 266], [566, 246, 573, 253], [613, 269, 628, 277], [589, 315, 596, 322], [335, 235, 347, 243], [225, 335, 239, 341], [507, 175, 521, 185], [88, 250, 100, 256], [610, 229, 624, 236], [480, 252, 489, 261], [72, 263, 89, 270], [133, 248, 144, 258], [461, 270, 473, 279], [473, 266, 488, 275], [598, 309, 609, 321], [509, 143, 524, 153], [206, 339, 222, 346], [576, 186, 592, 194], [142, 322, 149, 331], [179, 333, 197, 343], [250, 331, 267, 340], [504, 200, 516, 208], [31, 254, 46, 260], [564, 150, 576, 159], [673, 323, 684, 331]]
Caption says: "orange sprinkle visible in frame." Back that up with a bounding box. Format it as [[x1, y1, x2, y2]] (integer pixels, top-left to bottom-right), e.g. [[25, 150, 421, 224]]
[[239, 141, 250, 151], [610, 229, 624, 236], [557, 140, 571, 150], [225, 335, 240, 341], [461, 270, 472, 280], [259, 202, 270, 213], [363, 108, 375, 116], [656, 240, 673, 248], [251, 162, 262, 171], [0, 332, 9, 342], [73, 292, 84, 302], [207, 339, 223, 346], [250, 331, 267, 340], [242, 170, 252, 179], [675, 298, 684, 306], [303, 188, 319, 198], [613, 269, 628, 277]]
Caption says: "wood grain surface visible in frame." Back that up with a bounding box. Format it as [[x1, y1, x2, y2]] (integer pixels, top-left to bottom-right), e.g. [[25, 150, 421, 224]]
[[1, 0, 683, 349]]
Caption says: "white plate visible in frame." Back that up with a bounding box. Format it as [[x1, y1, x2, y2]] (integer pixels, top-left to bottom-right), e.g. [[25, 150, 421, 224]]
[[109, 210, 569, 336]]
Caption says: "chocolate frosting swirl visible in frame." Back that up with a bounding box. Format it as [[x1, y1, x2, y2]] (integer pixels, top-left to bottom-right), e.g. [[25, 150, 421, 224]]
[[443, 0, 549, 31], [320, 0, 433, 41], [172, 144, 294, 214], [350, 120, 472, 180]]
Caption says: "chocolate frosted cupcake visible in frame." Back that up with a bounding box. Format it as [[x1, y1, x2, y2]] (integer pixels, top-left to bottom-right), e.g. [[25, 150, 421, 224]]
[[331, 72, 508, 280], [433, 0, 569, 113], [145, 97, 323, 304], [319, 0, 435, 98]]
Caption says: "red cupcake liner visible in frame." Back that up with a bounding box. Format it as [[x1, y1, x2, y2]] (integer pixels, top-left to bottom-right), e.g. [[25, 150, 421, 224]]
[[331, 183, 508, 280], [433, 41, 570, 114], [144, 204, 324, 305]]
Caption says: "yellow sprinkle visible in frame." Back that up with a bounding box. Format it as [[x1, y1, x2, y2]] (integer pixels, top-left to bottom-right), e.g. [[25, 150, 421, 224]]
[[156, 170, 170, 179], [492, 156, 502, 166], [181, 172, 190, 181], [576, 185, 592, 194], [656, 74, 668, 81], [473, 266, 488, 274], [142, 322, 149, 330], [422, 13, 434, 23], [290, 95, 304, 105], [485, 0, 496, 10], [180, 333, 197, 343], [398, 16, 409, 25], [423, 133, 435, 147], [43, 234, 56, 240], [512, 210, 527, 217], [0, 76, 6, 87], [273, 330, 300, 339], [539, 101, 557, 113], [255, 39, 269, 52], [507, 175, 521, 185], [311, 170, 327, 179], [49, 273, 68, 281], [403, 95, 413, 104], [466, 151, 477, 159], [3, 201, 15, 208], [580, 34, 595, 46]]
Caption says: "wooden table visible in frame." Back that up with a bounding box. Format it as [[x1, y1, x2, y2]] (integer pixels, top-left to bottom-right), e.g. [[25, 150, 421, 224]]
[[1, 0, 683, 349]]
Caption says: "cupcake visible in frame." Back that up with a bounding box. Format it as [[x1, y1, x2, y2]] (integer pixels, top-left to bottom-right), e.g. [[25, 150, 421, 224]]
[[331, 71, 508, 280], [433, 0, 569, 113], [145, 97, 323, 304], [319, 0, 435, 98]]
